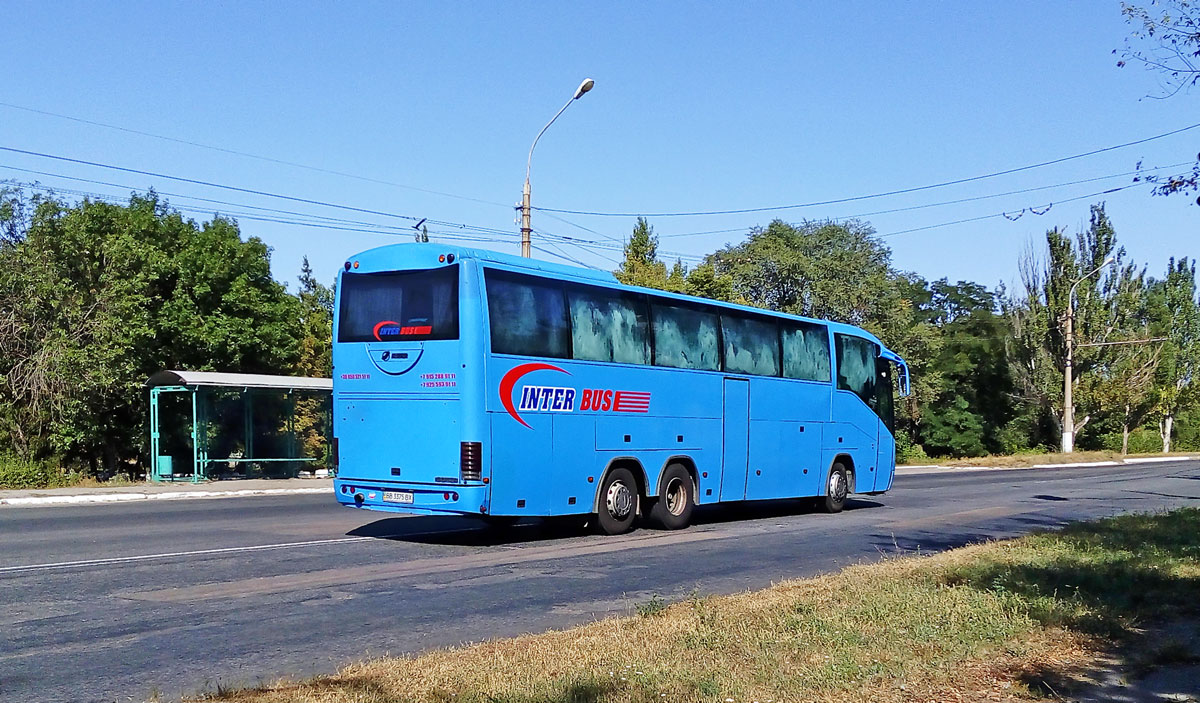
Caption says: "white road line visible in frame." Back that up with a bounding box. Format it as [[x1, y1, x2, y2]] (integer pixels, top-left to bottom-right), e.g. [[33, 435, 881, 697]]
[[0, 536, 376, 574]]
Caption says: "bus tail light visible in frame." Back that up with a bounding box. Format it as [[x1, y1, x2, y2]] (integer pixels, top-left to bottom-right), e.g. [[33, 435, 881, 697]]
[[460, 441, 482, 481]]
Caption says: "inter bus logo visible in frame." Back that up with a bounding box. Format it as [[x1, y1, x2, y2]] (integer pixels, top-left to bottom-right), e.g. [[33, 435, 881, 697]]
[[499, 363, 653, 428], [518, 386, 577, 412]]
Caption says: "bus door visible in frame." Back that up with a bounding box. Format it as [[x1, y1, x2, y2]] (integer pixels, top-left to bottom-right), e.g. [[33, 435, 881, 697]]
[[720, 378, 750, 501], [874, 357, 896, 492]]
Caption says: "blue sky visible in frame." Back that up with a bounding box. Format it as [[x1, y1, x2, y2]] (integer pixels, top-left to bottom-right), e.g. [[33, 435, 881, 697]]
[[1, 2, 1196, 294]]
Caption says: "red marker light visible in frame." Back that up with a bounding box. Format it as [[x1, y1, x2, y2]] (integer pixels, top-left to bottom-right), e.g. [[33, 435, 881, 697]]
[[438, 254, 446, 263], [352, 261, 359, 269]]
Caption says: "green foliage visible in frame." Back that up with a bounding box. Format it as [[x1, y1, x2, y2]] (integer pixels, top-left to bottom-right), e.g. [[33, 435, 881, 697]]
[[894, 432, 929, 464], [1118, 2, 1200, 199], [0, 454, 81, 489], [1098, 428, 1162, 454], [0, 189, 302, 475], [295, 256, 334, 464]]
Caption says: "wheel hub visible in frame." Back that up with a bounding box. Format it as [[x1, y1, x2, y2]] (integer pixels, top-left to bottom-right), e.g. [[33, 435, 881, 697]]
[[606, 481, 634, 519], [829, 472, 847, 501], [664, 477, 686, 516]]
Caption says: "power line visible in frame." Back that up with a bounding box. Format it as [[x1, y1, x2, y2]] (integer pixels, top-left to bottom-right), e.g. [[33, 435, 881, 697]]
[[6, 179, 522, 246], [876, 181, 1152, 238], [654, 162, 1189, 239], [0, 101, 510, 209], [533, 121, 1200, 217], [0, 149, 522, 240]]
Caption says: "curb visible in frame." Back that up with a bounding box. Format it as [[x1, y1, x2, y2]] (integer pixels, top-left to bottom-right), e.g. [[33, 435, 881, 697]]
[[897, 456, 1196, 476], [0, 486, 329, 508]]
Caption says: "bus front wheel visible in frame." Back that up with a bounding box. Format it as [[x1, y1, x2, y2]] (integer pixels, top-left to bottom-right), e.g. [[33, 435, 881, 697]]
[[820, 462, 849, 513], [596, 467, 640, 535], [648, 464, 695, 530]]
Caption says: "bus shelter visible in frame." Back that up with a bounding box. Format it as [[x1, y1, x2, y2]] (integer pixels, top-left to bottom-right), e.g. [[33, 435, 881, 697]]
[[146, 370, 332, 483]]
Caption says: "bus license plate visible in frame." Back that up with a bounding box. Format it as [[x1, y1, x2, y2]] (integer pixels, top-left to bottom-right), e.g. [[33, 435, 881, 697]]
[[383, 491, 414, 504]]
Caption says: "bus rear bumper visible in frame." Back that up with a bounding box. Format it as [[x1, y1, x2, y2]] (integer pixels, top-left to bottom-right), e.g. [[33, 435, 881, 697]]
[[334, 478, 487, 515]]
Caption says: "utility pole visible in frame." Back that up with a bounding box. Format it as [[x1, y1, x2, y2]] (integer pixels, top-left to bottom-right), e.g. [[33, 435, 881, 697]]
[[520, 78, 595, 258], [1061, 256, 1114, 453]]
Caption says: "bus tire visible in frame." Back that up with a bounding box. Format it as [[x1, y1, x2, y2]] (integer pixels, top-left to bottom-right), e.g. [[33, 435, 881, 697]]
[[821, 462, 849, 513], [648, 464, 695, 530], [595, 467, 639, 535]]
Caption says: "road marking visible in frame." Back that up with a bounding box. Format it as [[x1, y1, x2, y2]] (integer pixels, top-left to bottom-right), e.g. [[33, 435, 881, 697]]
[[121, 528, 735, 603], [0, 536, 376, 574]]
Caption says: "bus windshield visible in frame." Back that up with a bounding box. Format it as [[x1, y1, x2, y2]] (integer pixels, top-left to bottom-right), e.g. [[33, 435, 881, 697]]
[[338, 266, 459, 343]]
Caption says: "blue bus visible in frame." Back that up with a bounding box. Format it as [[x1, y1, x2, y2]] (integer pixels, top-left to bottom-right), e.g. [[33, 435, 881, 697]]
[[332, 244, 910, 535]]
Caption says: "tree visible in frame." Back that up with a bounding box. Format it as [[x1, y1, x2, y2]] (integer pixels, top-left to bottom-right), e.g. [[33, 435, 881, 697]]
[[1009, 204, 1136, 452], [1119, 1, 1200, 96], [615, 217, 682, 291], [1119, 2, 1200, 201], [1149, 257, 1200, 451], [294, 256, 334, 464], [705, 219, 896, 326], [918, 280, 1015, 457], [0, 189, 301, 474]]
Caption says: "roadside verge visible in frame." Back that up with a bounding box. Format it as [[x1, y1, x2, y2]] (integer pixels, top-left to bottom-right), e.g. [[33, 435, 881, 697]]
[[192, 508, 1200, 703]]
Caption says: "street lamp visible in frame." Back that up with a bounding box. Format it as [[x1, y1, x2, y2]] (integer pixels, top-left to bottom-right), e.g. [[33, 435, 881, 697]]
[[520, 78, 595, 258], [1062, 254, 1115, 453]]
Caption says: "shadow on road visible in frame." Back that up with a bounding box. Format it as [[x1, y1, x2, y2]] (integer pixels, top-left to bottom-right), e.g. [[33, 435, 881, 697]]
[[347, 496, 883, 546]]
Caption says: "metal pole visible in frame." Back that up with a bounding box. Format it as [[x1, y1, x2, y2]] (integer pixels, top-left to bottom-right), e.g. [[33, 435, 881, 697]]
[[1061, 257, 1113, 454], [521, 178, 532, 258], [521, 79, 594, 258], [1062, 298, 1074, 453]]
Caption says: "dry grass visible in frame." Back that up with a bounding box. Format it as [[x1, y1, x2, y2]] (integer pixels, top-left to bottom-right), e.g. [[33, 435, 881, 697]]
[[194, 509, 1200, 703]]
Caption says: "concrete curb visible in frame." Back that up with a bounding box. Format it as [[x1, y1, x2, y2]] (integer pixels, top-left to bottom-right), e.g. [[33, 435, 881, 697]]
[[897, 456, 1196, 476], [4, 456, 1195, 508], [0, 486, 329, 508]]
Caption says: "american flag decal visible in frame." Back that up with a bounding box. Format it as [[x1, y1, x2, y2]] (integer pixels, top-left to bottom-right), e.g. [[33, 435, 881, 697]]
[[612, 391, 651, 413]]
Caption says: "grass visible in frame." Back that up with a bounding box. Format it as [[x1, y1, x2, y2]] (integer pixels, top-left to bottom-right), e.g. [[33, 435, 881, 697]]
[[193, 508, 1200, 703], [901, 449, 1196, 468]]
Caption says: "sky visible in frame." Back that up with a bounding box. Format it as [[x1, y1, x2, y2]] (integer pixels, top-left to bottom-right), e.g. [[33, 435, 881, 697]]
[[0, 2, 1196, 295]]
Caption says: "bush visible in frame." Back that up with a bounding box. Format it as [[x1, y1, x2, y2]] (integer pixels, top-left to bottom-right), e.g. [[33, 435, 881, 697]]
[[0, 454, 80, 489], [1098, 428, 1163, 454], [895, 433, 930, 464]]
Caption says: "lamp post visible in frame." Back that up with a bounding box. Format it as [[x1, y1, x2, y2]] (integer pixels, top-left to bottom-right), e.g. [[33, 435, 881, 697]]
[[1062, 255, 1115, 453], [520, 78, 595, 258]]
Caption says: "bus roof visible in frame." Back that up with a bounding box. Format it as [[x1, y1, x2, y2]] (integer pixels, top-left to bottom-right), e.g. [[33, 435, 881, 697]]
[[344, 242, 895, 355]]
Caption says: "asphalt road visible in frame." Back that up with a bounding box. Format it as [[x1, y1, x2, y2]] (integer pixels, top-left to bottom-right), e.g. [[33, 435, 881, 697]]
[[2, 461, 1198, 703]]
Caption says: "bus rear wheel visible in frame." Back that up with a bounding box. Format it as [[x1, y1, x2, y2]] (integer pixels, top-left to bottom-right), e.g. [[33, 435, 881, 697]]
[[820, 462, 849, 513], [596, 467, 639, 535], [648, 464, 695, 530]]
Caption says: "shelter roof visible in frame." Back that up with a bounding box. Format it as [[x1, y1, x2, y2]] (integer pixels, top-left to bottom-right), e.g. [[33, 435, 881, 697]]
[[145, 370, 332, 391]]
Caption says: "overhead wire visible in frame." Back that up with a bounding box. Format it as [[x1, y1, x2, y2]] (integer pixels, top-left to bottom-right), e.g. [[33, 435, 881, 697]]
[[533, 121, 1200, 217], [0, 101, 510, 209]]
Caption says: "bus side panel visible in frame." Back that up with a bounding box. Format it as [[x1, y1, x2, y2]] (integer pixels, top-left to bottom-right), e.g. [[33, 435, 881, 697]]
[[747, 379, 830, 500], [551, 413, 601, 515], [828, 391, 879, 493], [489, 412, 554, 516]]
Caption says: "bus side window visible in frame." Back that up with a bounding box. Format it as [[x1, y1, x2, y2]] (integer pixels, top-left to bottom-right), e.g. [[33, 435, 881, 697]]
[[781, 321, 831, 382], [722, 314, 781, 377], [650, 302, 720, 371], [834, 334, 877, 406], [485, 270, 569, 358], [567, 287, 650, 364]]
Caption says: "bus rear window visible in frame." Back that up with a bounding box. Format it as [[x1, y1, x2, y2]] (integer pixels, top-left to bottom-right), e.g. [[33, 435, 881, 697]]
[[338, 266, 459, 343]]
